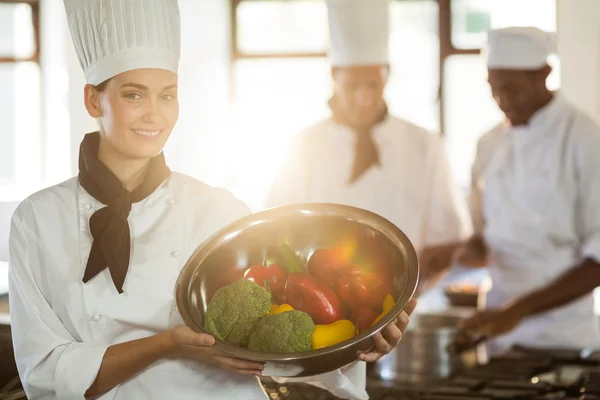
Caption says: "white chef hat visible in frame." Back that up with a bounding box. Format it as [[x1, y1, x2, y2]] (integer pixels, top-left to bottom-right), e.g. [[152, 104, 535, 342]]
[[484, 26, 556, 70], [63, 0, 181, 86], [326, 0, 390, 67]]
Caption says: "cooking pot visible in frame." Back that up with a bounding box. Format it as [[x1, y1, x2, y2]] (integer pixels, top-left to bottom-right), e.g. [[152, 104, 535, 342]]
[[369, 309, 485, 383]]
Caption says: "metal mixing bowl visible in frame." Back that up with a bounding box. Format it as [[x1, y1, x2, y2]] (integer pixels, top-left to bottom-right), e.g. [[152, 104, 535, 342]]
[[175, 203, 419, 377]]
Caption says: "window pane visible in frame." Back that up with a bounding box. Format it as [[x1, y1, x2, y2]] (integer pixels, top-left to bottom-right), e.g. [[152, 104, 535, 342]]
[[0, 64, 17, 184], [443, 55, 503, 189], [0, 62, 42, 188], [0, 3, 35, 58], [387, 0, 439, 132], [452, 0, 557, 50], [224, 58, 331, 209], [237, 0, 328, 54]]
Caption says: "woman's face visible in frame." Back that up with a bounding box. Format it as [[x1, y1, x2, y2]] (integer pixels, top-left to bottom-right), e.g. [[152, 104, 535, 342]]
[[84, 68, 179, 160]]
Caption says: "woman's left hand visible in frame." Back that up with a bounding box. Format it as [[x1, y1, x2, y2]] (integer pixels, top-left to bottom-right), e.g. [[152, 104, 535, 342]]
[[357, 298, 418, 363]]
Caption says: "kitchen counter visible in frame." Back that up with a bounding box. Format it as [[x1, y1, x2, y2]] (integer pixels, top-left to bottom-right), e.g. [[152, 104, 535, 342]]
[[262, 347, 600, 399]]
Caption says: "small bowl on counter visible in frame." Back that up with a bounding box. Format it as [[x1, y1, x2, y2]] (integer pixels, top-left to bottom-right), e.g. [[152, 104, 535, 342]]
[[444, 282, 480, 308], [175, 203, 419, 377]]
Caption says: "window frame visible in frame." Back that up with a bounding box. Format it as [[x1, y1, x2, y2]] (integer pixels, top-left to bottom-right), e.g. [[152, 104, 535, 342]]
[[0, 0, 40, 63], [229, 0, 328, 61], [438, 0, 480, 136], [0, 0, 42, 198], [229, 0, 484, 137]]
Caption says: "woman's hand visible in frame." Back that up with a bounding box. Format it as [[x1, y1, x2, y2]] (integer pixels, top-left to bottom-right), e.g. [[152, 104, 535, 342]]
[[357, 298, 417, 363], [165, 325, 265, 377]]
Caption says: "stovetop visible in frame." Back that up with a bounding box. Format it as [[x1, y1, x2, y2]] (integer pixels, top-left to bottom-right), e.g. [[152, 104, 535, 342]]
[[261, 347, 600, 399]]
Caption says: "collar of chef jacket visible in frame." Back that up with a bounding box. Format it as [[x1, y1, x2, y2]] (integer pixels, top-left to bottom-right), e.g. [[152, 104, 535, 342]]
[[508, 93, 567, 146]]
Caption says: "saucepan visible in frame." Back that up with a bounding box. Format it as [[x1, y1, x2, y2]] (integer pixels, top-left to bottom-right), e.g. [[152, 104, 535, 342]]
[[369, 309, 485, 382], [174, 203, 419, 377]]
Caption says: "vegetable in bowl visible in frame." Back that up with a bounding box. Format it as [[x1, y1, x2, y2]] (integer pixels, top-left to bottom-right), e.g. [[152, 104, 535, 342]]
[[203, 279, 272, 346], [248, 310, 315, 353], [202, 242, 398, 353]]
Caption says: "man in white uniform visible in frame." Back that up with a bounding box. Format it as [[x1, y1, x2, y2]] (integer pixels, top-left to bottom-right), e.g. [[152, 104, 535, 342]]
[[265, 0, 471, 284], [436, 27, 600, 352]]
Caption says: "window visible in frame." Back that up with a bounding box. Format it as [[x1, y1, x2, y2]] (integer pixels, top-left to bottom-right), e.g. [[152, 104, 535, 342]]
[[0, 0, 41, 199], [226, 0, 439, 210]]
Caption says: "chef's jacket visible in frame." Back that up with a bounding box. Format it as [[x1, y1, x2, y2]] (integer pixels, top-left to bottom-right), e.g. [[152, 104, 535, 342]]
[[8, 173, 363, 400], [470, 94, 600, 351], [265, 116, 472, 252]]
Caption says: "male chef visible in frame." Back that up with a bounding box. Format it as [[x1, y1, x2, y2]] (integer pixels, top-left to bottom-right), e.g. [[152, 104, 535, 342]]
[[424, 27, 600, 353], [265, 0, 471, 289]]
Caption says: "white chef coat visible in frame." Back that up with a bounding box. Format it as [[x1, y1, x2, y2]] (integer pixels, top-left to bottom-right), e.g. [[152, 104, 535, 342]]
[[265, 116, 472, 252], [470, 94, 600, 352], [8, 172, 364, 400]]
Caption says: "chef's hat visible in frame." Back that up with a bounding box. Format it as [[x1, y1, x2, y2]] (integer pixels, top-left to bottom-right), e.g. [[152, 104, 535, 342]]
[[326, 0, 390, 67], [63, 0, 181, 86], [484, 27, 556, 70]]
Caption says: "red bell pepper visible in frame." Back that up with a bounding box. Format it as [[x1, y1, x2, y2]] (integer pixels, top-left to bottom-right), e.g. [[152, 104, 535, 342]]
[[336, 265, 390, 311], [284, 272, 346, 324], [307, 246, 350, 285], [351, 305, 379, 331], [244, 264, 287, 304]]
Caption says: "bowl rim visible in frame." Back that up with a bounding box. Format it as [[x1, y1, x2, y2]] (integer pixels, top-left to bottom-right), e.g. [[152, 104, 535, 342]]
[[175, 203, 419, 361]]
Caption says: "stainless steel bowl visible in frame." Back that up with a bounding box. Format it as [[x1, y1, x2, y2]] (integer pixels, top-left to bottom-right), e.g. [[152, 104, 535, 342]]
[[175, 203, 419, 377]]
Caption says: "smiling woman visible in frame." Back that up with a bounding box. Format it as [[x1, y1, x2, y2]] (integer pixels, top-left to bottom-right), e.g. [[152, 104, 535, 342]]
[[7, 1, 414, 399], [83, 70, 180, 175]]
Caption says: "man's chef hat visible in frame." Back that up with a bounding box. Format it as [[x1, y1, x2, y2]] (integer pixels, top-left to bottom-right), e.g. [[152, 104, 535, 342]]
[[484, 26, 556, 70], [326, 0, 391, 67], [63, 0, 181, 86]]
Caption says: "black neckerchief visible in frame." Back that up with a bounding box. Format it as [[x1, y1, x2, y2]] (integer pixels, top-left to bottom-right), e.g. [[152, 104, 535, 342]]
[[78, 132, 171, 293]]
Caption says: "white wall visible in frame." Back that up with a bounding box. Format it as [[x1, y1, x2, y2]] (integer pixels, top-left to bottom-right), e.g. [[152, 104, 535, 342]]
[[557, 0, 600, 123], [557, 0, 600, 313]]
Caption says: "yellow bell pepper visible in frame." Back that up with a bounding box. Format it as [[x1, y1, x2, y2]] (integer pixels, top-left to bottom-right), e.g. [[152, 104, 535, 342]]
[[270, 304, 294, 315], [312, 320, 356, 350], [371, 294, 395, 326]]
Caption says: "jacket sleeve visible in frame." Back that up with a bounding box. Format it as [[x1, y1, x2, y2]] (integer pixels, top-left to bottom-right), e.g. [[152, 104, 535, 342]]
[[9, 202, 108, 400], [423, 137, 473, 247], [468, 139, 486, 235]]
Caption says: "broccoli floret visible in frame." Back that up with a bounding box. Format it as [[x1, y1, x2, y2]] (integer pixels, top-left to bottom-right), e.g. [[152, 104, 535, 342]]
[[248, 310, 315, 353], [204, 279, 272, 347]]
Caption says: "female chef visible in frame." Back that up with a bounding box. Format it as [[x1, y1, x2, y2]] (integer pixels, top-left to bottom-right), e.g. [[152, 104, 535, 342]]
[[8, 0, 416, 399]]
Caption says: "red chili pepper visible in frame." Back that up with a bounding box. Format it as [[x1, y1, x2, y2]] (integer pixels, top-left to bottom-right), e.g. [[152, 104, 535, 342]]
[[336, 265, 390, 311], [284, 272, 346, 324], [244, 264, 287, 304], [351, 305, 379, 331], [307, 247, 349, 286]]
